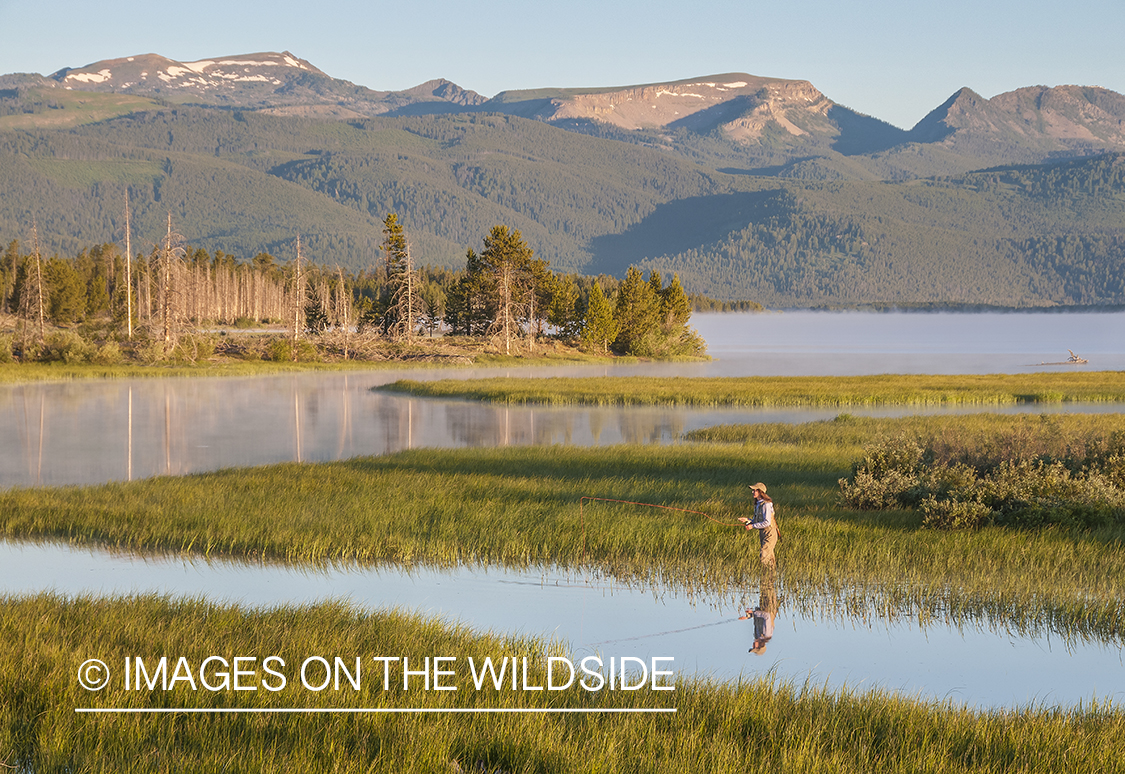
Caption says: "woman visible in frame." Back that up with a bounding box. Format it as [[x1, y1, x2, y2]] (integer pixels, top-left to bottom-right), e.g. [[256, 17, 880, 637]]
[[739, 482, 778, 569]]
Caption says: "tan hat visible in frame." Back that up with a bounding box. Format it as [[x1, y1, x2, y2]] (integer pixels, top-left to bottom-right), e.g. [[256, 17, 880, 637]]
[[749, 482, 767, 493]]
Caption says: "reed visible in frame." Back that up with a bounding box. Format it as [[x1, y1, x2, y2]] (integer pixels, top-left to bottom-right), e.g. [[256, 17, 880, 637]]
[[3, 416, 1125, 644], [379, 372, 1125, 407], [2, 594, 1121, 773]]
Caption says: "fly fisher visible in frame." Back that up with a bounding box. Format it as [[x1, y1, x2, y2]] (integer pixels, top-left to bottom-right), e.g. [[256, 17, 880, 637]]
[[738, 482, 778, 569]]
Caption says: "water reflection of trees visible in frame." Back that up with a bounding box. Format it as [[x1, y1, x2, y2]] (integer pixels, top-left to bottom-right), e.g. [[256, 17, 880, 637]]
[[444, 404, 581, 448], [617, 410, 685, 445], [441, 403, 686, 449]]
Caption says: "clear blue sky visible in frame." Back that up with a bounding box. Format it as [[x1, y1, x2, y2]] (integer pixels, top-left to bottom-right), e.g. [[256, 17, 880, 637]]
[[1, 0, 1121, 129]]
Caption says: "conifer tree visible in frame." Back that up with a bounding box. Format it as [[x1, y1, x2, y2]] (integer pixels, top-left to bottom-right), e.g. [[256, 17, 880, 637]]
[[580, 281, 618, 354], [612, 266, 660, 355], [382, 213, 420, 341], [44, 258, 85, 325], [660, 273, 692, 328], [479, 225, 534, 354]]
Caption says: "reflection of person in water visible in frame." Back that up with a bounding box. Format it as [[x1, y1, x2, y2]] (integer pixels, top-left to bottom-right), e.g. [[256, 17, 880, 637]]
[[740, 578, 779, 655]]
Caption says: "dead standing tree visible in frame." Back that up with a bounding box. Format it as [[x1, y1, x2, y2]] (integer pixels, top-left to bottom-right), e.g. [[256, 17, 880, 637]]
[[290, 235, 306, 361], [15, 222, 49, 352], [124, 190, 133, 339], [156, 214, 187, 355], [334, 265, 352, 358]]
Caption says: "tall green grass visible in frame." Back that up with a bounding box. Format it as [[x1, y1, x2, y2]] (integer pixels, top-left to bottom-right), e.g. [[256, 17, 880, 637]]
[[380, 372, 1125, 406], [2, 594, 1121, 773], [3, 417, 1125, 644]]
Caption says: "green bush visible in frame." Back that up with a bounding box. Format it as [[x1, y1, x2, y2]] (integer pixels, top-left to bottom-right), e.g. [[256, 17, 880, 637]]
[[841, 434, 1125, 530], [0, 334, 13, 363], [171, 334, 217, 363], [90, 341, 124, 365], [135, 339, 166, 364], [920, 496, 993, 529], [265, 337, 319, 362], [37, 330, 95, 364]]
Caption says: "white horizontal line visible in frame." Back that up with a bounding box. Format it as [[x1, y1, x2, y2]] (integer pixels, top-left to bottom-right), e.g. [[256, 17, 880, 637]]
[[76, 707, 676, 715]]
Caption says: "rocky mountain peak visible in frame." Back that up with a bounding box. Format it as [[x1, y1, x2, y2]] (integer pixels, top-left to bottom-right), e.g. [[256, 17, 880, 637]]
[[910, 84, 1125, 154], [536, 74, 830, 136], [403, 79, 488, 107], [50, 51, 323, 96]]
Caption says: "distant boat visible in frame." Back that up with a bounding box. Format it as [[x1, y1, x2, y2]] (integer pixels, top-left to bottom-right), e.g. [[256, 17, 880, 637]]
[[1037, 350, 1088, 365]]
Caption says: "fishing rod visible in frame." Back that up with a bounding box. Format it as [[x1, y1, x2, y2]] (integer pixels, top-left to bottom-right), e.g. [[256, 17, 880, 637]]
[[577, 496, 743, 558]]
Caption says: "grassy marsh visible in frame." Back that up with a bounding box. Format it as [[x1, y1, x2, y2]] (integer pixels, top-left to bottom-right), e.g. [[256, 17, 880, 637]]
[[3, 414, 1125, 644], [379, 372, 1125, 407], [3, 594, 1122, 773], [0, 345, 615, 385]]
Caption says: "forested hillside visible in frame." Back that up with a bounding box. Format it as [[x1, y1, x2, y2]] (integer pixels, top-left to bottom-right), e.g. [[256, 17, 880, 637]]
[[629, 155, 1125, 305], [0, 99, 1123, 307]]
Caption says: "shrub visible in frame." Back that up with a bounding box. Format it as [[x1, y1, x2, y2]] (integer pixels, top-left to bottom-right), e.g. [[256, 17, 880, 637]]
[[135, 340, 166, 364], [38, 331, 95, 364], [920, 496, 993, 529], [171, 334, 217, 364], [841, 434, 1125, 531], [90, 341, 124, 365], [265, 338, 319, 362], [839, 469, 917, 510]]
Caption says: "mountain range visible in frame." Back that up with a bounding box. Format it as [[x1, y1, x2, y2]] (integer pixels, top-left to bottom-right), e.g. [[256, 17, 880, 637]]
[[1, 51, 1124, 306]]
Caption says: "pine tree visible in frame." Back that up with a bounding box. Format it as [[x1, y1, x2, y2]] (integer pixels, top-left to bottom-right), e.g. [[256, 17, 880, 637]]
[[660, 273, 692, 329], [548, 274, 583, 341], [581, 281, 618, 354], [44, 258, 85, 325], [612, 266, 660, 355], [382, 213, 420, 341], [479, 225, 535, 355]]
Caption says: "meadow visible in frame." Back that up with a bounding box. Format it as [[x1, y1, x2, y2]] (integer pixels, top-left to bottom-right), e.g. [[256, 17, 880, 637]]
[[3, 594, 1123, 773], [378, 372, 1125, 407]]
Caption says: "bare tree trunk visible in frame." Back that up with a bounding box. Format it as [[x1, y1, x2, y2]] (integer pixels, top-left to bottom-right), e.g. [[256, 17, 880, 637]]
[[32, 222, 45, 345], [124, 191, 133, 339], [336, 265, 350, 359], [159, 213, 186, 355], [291, 235, 304, 361], [493, 261, 516, 355]]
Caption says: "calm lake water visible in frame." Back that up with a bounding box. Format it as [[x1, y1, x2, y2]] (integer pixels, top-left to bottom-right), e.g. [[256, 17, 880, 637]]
[[691, 310, 1125, 376], [5, 311, 1123, 709], [4, 540, 1122, 711], [3, 311, 1123, 488]]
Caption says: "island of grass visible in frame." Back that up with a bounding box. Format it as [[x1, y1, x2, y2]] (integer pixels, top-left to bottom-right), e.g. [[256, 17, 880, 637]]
[[377, 372, 1125, 407]]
